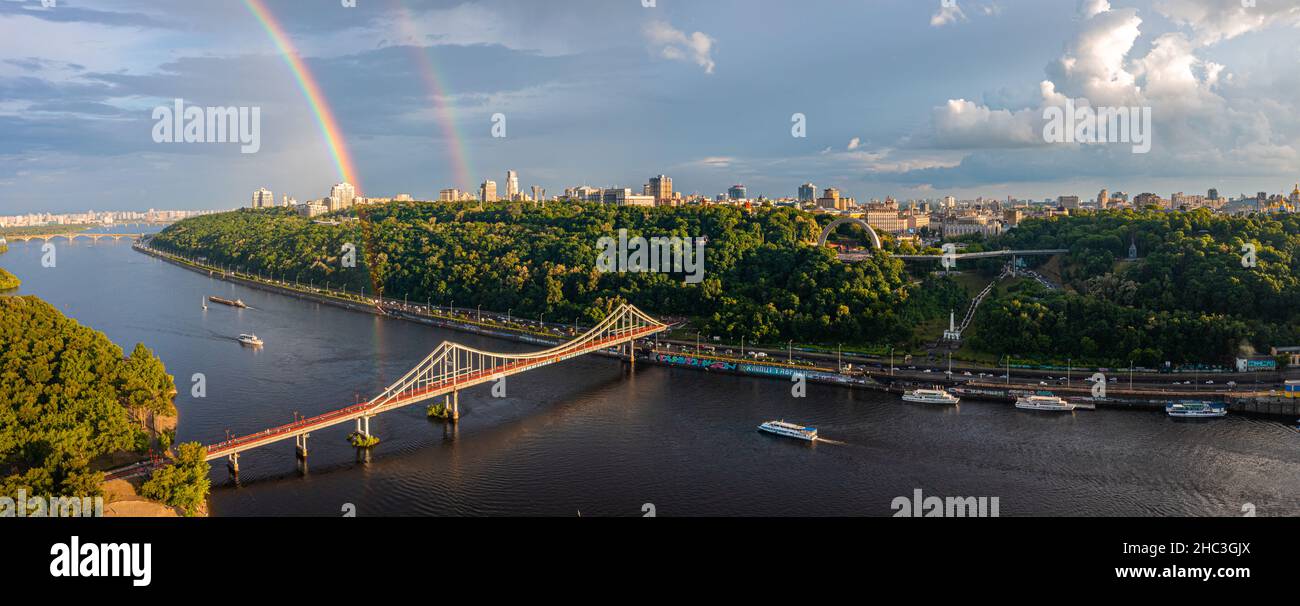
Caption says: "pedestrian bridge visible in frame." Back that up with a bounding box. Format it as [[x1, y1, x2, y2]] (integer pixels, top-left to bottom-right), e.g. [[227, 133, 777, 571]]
[[837, 248, 1068, 262], [105, 303, 667, 479]]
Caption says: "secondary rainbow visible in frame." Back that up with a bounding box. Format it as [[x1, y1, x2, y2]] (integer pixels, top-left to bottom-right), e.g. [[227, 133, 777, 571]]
[[394, 0, 474, 193], [242, 0, 360, 190]]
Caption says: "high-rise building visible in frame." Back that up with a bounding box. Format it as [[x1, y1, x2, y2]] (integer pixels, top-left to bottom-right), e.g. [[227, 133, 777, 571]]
[[439, 189, 461, 202], [1058, 195, 1080, 210], [1098, 188, 1109, 208], [328, 182, 356, 211], [1208, 188, 1219, 201], [728, 184, 747, 200], [480, 180, 498, 203], [251, 188, 274, 209], [531, 185, 544, 203], [648, 175, 673, 205], [506, 171, 520, 200], [798, 183, 817, 202]]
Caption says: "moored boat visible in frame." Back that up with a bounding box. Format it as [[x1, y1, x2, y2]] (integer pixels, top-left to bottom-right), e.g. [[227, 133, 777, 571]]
[[1015, 393, 1075, 412], [1165, 401, 1227, 419], [902, 388, 960, 405]]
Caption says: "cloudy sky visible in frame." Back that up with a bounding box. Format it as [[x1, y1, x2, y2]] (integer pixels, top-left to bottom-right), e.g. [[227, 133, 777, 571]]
[[1, 0, 1298, 213]]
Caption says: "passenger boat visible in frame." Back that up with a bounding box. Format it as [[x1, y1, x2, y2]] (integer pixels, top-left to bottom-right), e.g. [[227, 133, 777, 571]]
[[1014, 393, 1075, 411], [757, 420, 818, 442], [209, 296, 247, 308], [1165, 401, 1227, 419], [237, 334, 264, 347], [902, 388, 960, 405]]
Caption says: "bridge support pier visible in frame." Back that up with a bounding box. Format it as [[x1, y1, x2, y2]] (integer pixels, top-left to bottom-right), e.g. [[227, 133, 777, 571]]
[[355, 416, 372, 437], [295, 433, 309, 459], [451, 391, 460, 421], [227, 453, 240, 476]]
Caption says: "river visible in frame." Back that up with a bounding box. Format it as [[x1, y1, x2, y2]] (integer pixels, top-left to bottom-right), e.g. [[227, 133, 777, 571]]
[[2, 230, 1297, 516]]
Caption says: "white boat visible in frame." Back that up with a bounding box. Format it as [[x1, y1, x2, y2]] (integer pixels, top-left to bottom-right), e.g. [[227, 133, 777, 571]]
[[237, 333, 264, 347], [1015, 394, 1075, 411], [757, 420, 818, 442], [902, 388, 960, 405], [1165, 401, 1227, 418]]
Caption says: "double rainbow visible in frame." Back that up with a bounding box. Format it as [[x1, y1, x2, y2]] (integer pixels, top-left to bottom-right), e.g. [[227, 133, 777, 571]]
[[243, 0, 477, 194]]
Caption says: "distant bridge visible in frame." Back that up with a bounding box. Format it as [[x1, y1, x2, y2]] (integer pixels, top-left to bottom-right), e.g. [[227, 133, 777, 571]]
[[837, 248, 1069, 262], [2, 233, 144, 243], [106, 303, 667, 479]]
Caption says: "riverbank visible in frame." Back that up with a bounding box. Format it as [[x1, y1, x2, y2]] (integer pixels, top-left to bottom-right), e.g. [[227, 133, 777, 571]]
[[133, 241, 1300, 419]]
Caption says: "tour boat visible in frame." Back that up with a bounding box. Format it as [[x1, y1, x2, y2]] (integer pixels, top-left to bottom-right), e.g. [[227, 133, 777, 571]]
[[902, 388, 960, 405], [1165, 401, 1227, 419], [1014, 394, 1075, 412], [209, 296, 247, 308], [237, 334, 264, 347], [757, 420, 818, 442]]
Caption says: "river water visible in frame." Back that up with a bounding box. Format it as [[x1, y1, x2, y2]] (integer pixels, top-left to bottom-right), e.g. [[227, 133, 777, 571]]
[[2, 231, 1297, 516]]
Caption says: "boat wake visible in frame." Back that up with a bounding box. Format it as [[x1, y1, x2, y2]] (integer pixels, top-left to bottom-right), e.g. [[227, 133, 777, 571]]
[[814, 437, 848, 446]]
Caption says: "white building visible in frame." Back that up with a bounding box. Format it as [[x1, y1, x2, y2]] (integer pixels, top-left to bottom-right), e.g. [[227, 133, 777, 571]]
[[328, 183, 356, 211], [251, 188, 274, 209]]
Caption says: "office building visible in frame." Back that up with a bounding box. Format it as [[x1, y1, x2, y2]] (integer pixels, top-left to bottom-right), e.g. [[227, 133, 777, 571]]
[[251, 188, 274, 209], [798, 183, 817, 202]]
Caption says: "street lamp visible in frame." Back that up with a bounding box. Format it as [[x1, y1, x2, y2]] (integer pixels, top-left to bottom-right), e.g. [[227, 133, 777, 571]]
[[788, 340, 793, 364]]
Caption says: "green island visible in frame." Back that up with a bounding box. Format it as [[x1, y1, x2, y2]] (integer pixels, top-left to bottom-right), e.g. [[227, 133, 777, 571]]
[[0, 295, 208, 516], [150, 202, 1300, 368]]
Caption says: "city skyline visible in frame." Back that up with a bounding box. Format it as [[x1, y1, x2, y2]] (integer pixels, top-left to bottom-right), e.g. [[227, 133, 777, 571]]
[[1, 0, 1298, 213]]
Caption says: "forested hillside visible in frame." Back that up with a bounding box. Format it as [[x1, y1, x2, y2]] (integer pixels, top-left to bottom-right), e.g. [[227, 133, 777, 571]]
[[152, 202, 963, 347], [972, 209, 1300, 365], [0, 296, 177, 498]]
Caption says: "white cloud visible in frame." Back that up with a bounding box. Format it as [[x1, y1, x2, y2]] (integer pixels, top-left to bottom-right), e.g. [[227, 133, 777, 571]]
[[847, 137, 861, 150], [930, 3, 967, 28], [1154, 0, 1300, 46], [911, 0, 1299, 183], [643, 20, 716, 74]]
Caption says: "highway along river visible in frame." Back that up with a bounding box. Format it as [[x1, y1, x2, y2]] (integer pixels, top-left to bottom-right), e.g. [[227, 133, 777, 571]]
[[3, 232, 1298, 516]]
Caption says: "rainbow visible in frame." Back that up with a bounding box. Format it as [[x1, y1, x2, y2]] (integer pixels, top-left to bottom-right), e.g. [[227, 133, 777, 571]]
[[393, 0, 474, 192], [243, 0, 360, 190]]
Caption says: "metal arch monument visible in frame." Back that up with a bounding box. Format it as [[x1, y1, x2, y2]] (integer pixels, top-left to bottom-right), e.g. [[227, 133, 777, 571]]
[[817, 217, 883, 251]]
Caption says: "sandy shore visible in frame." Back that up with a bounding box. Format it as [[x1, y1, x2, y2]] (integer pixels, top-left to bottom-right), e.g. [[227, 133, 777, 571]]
[[101, 478, 206, 518]]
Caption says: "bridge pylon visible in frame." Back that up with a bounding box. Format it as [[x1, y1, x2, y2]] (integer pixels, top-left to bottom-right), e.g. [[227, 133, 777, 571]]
[[227, 453, 240, 477], [295, 433, 310, 460]]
